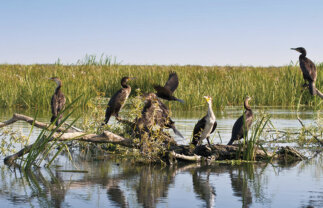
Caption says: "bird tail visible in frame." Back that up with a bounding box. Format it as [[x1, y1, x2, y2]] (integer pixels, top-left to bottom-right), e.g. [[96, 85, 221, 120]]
[[227, 138, 234, 145], [50, 116, 56, 123], [191, 138, 198, 146], [309, 82, 317, 96], [176, 98, 185, 103], [104, 108, 111, 124], [171, 125, 184, 138], [51, 116, 62, 126]]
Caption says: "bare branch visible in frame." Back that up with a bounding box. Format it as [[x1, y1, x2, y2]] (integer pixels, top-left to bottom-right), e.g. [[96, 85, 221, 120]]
[[4, 130, 137, 166], [0, 114, 73, 132], [316, 88, 323, 99], [170, 151, 202, 161]]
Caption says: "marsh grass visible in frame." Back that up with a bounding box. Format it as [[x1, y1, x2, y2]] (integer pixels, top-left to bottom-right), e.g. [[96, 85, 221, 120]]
[[0, 62, 322, 111], [235, 114, 271, 161], [243, 115, 271, 161], [22, 96, 82, 170]]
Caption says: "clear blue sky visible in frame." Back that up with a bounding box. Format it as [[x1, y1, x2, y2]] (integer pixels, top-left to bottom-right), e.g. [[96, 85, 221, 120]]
[[0, 0, 322, 66]]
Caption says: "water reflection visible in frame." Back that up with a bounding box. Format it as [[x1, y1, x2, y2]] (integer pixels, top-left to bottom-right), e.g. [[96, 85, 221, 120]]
[[0, 155, 322, 207], [0, 108, 322, 207], [192, 166, 216, 208]]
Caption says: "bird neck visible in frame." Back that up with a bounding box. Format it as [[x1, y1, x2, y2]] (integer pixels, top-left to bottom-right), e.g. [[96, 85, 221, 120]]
[[207, 102, 214, 117], [121, 82, 129, 88], [244, 99, 251, 111], [299, 51, 306, 58], [55, 81, 62, 93]]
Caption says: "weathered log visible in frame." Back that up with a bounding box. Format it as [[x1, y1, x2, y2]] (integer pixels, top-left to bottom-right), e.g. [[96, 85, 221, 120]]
[[0, 113, 73, 133], [316, 88, 323, 99], [4, 130, 137, 166], [1, 113, 308, 166], [170, 151, 202, 161], [276, 146, 307, 162]]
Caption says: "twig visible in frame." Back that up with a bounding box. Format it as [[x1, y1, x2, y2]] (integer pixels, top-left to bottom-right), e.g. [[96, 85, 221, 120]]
[[266, 129, 300, 135], [297, 116, 323, 146], [64, 123, 83, 132]]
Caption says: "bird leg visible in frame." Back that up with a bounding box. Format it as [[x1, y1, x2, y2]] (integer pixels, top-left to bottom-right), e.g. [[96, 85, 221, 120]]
[[115, 114, 122, 122], [206, 137, 212, 147], [302, 83, 309, 88]]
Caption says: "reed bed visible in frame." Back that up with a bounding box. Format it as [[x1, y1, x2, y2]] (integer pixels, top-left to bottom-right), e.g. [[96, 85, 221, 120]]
[[0, 63, 322, 111]]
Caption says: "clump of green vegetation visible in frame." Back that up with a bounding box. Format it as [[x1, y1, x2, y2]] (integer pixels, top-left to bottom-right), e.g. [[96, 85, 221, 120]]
[[0, 61, 322, 111], [80, 91, 171, 164], [0, 127, 29, 156], [243, 114, 271, 161]]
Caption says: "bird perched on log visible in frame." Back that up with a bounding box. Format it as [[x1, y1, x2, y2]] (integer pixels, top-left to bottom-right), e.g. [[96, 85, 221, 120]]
[[104, 77, 135, 124], [154, 71, 184, 103], [136, 93, 184, 138], [191, 96, 217, 146], [291, 47, 317, 95], [49, 77, 66, 126], [227, 96, 253, 145]]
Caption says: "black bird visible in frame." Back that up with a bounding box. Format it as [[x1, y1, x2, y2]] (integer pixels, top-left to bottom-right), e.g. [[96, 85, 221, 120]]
[[136, 93, 184, 138], [154, 71, 184, 103], [227, 96, 253, 145], [291, 47, 317, 95], [49, 77, 66, 126], [191, 96, 217, 146], [104, 77, 135, 124]]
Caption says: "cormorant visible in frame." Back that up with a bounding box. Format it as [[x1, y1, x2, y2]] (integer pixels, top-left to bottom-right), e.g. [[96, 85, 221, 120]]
[[49, 77, 66, 126], [291, 47, 317, 95], [191, 96, 217, 146], [154, 71, 184, 103], [136, 93, 184, 138], [104, 77, 135, 124], [227, 96, 253, 145]]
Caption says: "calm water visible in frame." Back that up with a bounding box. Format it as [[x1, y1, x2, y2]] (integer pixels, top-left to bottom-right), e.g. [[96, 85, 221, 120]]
[[0, 107, 322, 208]]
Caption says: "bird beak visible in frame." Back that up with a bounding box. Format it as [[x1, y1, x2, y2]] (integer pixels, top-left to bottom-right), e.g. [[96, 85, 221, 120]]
[[203, 96, 210, 102], [291, 48, 296, 50]]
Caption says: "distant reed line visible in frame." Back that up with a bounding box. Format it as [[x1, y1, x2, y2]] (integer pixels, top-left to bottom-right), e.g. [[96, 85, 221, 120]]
[[0, 63, 322, 111]]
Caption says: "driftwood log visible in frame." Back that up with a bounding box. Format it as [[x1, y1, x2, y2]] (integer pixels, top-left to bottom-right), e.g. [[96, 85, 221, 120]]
[[316, 88, 323, 99], [1, 113, 307, 166]]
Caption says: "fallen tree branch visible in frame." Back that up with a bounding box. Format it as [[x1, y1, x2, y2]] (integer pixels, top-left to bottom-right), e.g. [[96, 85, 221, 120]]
[[0, 113, 73, 133], [170, 151, 202, 161], [316, 88, 323, 99], [64, 122, 83, 132], [2, 113, 308, 167], [266, 129, 300, 135], [4, 130, 137, 166]]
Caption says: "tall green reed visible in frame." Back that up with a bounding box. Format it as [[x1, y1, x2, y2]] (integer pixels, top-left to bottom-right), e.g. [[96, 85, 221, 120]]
[[22, 96, 82, 170], [0, 61, 321, 111], [242, 115, 271, 161]]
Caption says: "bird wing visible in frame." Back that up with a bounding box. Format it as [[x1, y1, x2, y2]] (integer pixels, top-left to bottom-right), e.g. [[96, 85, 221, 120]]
[[210, 121, 217, 134], [154, 85, 173, 96], [231, 115, 244, 140], [107, 88, 128, 113], [164, 71, 179, 92], [51, 94, 58, 116], [193, 116, 206, 137], [300, 58, 317, 82], [57, 93, 66, 113]]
